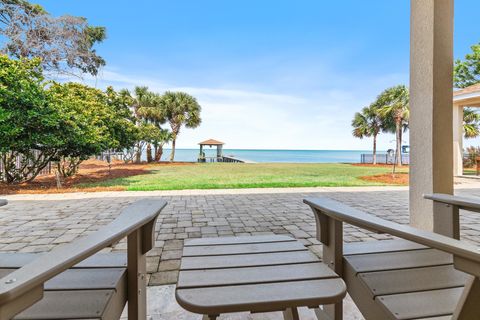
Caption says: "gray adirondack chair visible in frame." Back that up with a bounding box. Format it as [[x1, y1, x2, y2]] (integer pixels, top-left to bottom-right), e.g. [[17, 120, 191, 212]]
[[304, 194, 480, 320], [0, 199, 166, 320]]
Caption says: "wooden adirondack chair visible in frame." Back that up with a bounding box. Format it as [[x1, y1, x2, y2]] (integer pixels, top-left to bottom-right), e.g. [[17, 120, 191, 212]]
[[0, 199, 167, 320], [304, 194, 480, 320]]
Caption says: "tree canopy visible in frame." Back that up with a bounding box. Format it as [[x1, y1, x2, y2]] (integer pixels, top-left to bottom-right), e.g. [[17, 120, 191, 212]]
[[160, 91, 202, 161], [352, 104, 384, 164], [0, 0, 106, 76], [463, 108, 480, 139], [0, 55, 63, 182], [0, 55, 138, 182], [454, 43, 480, 88]]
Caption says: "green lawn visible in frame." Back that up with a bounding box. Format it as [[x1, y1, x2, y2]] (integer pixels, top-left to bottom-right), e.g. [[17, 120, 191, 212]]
[[463, 168, 478, 175], [79, 163, 407, 191]]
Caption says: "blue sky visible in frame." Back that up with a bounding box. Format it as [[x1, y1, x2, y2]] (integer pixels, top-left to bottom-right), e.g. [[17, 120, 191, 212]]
[[37, 0, 480, 150]]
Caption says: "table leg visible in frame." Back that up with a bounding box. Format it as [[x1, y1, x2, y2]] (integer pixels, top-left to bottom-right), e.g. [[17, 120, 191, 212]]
[[283, 307, 300, 320], [202, 314, 218, 320], [314, 305, 339, 320]]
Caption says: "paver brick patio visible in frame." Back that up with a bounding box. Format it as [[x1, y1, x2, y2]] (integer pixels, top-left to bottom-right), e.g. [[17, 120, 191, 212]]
[[1, 186, 480, 286]]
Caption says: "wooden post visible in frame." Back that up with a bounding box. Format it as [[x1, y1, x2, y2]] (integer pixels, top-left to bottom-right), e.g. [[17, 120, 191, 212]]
[[199, 145, 203, 162], [409, 0, 454, 231], [128, 228, 147, 320], [433, 202, 460, 239]]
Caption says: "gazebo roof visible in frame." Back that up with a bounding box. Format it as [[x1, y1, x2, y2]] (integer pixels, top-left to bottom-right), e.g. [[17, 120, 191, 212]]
[[198, 139, 224, 146], [453, 83, 480, 96], [453, 83, 480, 107]]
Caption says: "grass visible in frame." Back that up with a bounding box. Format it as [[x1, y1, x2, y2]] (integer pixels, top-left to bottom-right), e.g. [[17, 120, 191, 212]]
[[463, 168, 478, 175], [78, 163, 408, 191]]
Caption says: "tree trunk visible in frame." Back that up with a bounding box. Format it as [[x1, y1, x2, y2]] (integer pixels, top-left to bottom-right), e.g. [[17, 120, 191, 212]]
[[169, 138, 176, 162], [372, 134, 377, 165], [135, 142, 142, 163], [155, 145, 163, 162], [395, 120, 402, 167], [146, 143, 153, 163]]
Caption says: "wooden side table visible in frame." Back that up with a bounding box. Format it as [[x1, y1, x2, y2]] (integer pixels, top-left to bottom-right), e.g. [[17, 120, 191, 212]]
[[176, 235, 346, 320]]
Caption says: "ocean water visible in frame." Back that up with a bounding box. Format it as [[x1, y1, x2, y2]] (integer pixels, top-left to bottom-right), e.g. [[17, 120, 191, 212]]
[[157, 149, 372, 163]]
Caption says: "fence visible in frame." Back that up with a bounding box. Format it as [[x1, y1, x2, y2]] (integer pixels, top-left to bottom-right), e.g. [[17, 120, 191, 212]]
[[0, 151, 52, 181], [96, 151, 125, 162], [360, 153, 410, 165]]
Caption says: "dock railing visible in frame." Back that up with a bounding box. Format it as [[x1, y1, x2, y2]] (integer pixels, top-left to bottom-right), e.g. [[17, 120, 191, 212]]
[[198, 155, 255, 163]]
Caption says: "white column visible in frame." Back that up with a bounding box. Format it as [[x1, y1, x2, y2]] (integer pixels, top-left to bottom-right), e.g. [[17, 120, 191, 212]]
[[453, 104, 464, 176], [409, 0, 454, 231]]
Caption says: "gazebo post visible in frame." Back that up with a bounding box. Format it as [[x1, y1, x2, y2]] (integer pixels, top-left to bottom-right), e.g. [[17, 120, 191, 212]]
[[198, 145, 204, 162], [453, 104, 464, 176]]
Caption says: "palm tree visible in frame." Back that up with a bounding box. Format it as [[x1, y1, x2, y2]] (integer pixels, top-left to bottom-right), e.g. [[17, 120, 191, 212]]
[[132, 86, 163, 163], [159, 91, 202, 161], [153, 128, 173, 161], [352, 104, 383, 164], [377, 85, 410, 167], [463, 108, 480, 138]]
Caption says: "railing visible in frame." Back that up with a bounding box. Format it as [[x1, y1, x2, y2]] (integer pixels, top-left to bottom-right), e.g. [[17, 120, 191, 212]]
[[360, 153, 409, 165], [198, 156, 254, 163], [222, 156, 247, 163], [198, 156, 222, 163]]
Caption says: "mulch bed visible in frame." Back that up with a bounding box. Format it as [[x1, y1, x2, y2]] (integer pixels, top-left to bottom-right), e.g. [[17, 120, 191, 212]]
[[0, 159, 194, 194], [360, 172, 409, 185]]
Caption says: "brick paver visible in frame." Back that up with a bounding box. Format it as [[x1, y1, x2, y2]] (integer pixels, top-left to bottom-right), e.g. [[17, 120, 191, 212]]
[[1, 187, 480, 285]]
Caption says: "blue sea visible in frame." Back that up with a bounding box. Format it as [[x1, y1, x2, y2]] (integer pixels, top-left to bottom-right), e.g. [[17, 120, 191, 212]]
[[159, 149, 372, 163]]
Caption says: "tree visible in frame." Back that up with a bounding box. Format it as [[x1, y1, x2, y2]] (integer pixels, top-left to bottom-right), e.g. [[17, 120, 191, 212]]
[[159, 91, 201, 161], [0, 55, 64, 183], [104, 87, 138, 152], [0, 55, 139, 182], [130, 86, 163, 163], [454, 43, 480, 88], [352, 104, 383, 165], [48, 83, 129, 177], [152, 128, 172, 161], [141, 125, 172, 162], [0, 0, 106, 76], [376, 85, 409, 167], [134, 90, 175, 162], [47, 83, 138, 178], [463, 107, 480, 139]]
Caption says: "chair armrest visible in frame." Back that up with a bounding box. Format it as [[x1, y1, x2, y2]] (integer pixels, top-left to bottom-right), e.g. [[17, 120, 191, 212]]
[[0, 199, 167, 318], [304, 197, 480, 275], [424, 193, 480, 213]]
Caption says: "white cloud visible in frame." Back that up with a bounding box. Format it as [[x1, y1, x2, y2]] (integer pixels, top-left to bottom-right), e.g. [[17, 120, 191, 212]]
[[60, 67, 402, 150]]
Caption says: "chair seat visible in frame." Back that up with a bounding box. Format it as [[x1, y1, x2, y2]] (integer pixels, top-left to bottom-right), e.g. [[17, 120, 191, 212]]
[[344, 239, 468, 320], [0, 252, 127, 320]]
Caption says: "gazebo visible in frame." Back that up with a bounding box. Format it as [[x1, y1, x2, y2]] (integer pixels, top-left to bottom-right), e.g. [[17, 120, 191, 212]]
[[198, 139, 224, 162], [452, 84, 480, 175]]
